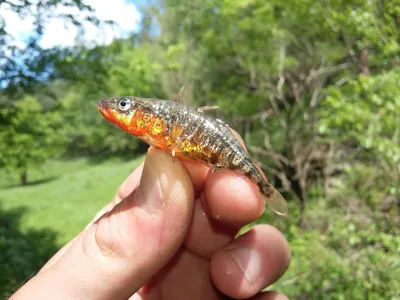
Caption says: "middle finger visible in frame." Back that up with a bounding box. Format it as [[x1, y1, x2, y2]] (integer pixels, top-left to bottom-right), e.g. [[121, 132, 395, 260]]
[[183, 166, 266, 258]]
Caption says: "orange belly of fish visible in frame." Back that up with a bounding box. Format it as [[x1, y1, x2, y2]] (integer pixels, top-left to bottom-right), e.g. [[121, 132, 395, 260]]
[[112, 109, 219, 165]]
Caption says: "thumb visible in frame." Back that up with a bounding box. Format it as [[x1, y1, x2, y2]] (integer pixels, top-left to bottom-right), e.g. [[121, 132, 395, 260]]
[[11, 148, 194, 300]]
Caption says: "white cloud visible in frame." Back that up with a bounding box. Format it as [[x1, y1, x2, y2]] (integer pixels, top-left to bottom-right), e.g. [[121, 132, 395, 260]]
[[1, 0, 141, 49]]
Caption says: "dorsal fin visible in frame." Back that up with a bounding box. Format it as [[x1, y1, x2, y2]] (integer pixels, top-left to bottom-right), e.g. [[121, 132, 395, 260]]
[[197, 105, 219, 113], [173, 84, 186, 102]]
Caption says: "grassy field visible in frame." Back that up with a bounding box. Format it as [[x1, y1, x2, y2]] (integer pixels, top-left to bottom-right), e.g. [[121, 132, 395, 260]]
[[0, 156, 144, 296], [0, 156, 144, 245]]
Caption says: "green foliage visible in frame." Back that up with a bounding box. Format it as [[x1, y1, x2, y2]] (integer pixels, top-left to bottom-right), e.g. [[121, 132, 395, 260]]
[[52, 38, 164, 156], [107, 42, 162, 97], [0, 97, 66, 183], [273, 225, 400, 299], [57, 87, 140, 155], [321, 69, 400, 200], [321, 69, 400, 166]]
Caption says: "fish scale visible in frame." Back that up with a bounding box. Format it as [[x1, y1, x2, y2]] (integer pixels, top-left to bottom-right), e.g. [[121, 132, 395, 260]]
[[97, 96, 289, 216]]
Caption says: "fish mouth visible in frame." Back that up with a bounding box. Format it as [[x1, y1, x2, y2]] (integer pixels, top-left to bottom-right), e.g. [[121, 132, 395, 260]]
[[97, 99, 110, 110], [97, 99, 113, 119]]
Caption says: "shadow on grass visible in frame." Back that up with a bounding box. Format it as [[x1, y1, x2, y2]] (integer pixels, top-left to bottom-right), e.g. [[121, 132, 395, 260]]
[[0, 203, 60, 297], [3, 176, 58, 189]]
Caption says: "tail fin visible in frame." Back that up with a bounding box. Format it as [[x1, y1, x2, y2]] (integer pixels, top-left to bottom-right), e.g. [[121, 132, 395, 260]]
[[260, 184, 289, 216], [239, 158, 289, 216]]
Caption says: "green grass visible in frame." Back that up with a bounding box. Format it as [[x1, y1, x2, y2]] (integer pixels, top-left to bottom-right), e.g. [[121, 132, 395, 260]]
[[0, 156, 144, 245], [0, 156, 144, 296]]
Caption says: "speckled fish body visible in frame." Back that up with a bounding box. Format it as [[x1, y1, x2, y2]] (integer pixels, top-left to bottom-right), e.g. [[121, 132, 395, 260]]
[[97, 96, 288, 216]]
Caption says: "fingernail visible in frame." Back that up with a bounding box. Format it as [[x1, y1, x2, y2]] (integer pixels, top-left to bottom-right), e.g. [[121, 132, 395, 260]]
[[134, 150, 167, 215], [227, 246, 262, 284]]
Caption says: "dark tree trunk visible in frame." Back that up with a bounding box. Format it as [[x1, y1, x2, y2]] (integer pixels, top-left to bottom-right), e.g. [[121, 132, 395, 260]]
[[20, 170, 28, 185]]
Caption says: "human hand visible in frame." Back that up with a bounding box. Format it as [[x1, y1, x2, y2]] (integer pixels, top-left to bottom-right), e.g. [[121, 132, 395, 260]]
[[11, 146, 290, 300]]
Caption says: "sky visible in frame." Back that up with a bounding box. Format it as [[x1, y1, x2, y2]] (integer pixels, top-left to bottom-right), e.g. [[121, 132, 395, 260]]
[[1, 0, 142, 49]]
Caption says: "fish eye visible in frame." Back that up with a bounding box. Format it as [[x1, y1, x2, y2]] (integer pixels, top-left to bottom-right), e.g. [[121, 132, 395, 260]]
[[117, 98, 131, 112]]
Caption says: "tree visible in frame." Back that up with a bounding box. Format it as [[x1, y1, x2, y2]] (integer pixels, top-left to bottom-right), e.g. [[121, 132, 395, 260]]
[[149, 0, 400, 213], [0, 96, 66, 185], [52, 37, 163, 156], [0, 0, 97, 99]]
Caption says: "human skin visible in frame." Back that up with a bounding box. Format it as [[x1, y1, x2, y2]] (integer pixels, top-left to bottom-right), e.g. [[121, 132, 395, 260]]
[[11, 145, 291, 300]]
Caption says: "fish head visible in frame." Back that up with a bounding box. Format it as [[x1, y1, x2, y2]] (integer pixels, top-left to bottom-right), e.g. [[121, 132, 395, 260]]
[[97, 96, 139, 131]]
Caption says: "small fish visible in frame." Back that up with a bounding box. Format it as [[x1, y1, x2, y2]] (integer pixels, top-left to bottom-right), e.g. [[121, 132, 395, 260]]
[[97, 96, 288, 216]]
